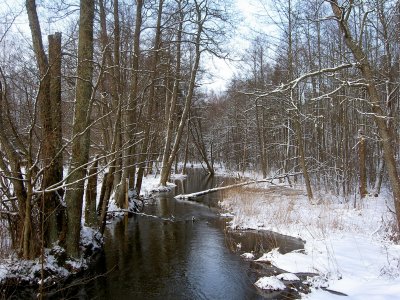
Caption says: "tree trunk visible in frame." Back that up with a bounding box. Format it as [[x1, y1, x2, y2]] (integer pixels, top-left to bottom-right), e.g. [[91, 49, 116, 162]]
[[373, 156, 384, 196], [182, 118, 190, 175], [159, 0, 183, 186], [256, 99, 267, 178], [26, 0, 64, 247], [190, 117, 215, 175], [358, 131, 367, 198], [136, 0, 164, 194], [85, 158, 98, 227], [65, 0, 95, 257], [293, 113, 313, 200], [48, 32, 64, 238], [111, 0, 123, 189], [116, 0, 143, 207]]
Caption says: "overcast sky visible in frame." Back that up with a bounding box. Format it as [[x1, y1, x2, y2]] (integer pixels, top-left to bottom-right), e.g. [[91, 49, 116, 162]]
[[0, 0, 275, 94]]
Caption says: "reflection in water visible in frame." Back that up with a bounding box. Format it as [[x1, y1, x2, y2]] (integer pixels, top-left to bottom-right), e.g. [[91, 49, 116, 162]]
[[63, 169, 302, 299]]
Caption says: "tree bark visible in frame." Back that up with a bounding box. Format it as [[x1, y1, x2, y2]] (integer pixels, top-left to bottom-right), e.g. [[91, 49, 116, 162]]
[[26, 0, 64, 247], [256, 99, 267, 178], [159, 0, 183, 186], [136, 0, 164, 194], [358, 131, 367, 198], [293, 113, 313, 200], [116, 0, 141, 208], [85, 158, 98, 227], [65, 0, 95, 257]]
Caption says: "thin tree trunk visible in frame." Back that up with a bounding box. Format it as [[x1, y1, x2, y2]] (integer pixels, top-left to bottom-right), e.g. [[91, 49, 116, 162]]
[[256, 99, 267, 178], [160, 0, 183, 186], [373, 156, 384, 196], [358, 130, 367, 198], [182, 118, 190, 175], [293, 113, 313, 200], [97, 172, 109, 217], [283, 119, 292, 186], [136, 0, 164, 194], [85, 158, 98, 227], [125, 0, 143, 188], [190, 118, 214, 175], [112, 0, 123, 189]]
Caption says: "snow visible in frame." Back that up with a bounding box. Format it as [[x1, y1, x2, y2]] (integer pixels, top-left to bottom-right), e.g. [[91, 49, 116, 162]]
[[241, 252, 255, 260], [220, 184, 400, 299], [220, 212, 235, 217], [276, 272, 300, 281], [254, 276, 286, 290], [0, 225, 103, 290], [170, 173, 187, 180], [139, 175, 176, 195]]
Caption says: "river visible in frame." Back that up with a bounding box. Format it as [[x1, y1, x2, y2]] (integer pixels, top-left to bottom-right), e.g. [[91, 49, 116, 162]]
[[54, 168, 304, 299]]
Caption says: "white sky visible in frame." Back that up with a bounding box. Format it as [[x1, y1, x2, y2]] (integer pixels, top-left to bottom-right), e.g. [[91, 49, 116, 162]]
[[205, 0, 278, 93], [0, 0, 274, 94]]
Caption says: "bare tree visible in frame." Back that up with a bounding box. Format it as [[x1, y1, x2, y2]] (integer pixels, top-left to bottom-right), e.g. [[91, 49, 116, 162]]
[[330, 0, 400, 229]]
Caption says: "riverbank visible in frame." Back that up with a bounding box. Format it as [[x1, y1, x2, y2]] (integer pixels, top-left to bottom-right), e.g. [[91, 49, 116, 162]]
[[0, 174, 177, 298], [219, 182, 400, 299]]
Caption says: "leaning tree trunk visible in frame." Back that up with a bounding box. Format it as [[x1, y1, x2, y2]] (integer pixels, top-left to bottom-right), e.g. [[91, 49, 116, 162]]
[[331, 1, 400, 230], [64, 0, 95, 258]]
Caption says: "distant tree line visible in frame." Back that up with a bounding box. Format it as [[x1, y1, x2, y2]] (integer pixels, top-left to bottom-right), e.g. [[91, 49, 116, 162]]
[[200, 0, 400, 228]]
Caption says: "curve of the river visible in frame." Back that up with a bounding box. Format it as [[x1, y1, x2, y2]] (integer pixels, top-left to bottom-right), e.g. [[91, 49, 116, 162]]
[[57, 168, 303, 299]]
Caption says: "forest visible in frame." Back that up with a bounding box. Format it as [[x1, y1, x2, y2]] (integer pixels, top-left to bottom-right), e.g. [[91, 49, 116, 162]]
[[0, 0, 399, 292]]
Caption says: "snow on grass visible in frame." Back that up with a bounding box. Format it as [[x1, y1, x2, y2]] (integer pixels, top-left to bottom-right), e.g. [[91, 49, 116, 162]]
[[140, 174, 176, 195], [0, 225, 103, 289], [220, 184, 400, 299], [254, 276, 286, 290], [276, 272, 300, 281]]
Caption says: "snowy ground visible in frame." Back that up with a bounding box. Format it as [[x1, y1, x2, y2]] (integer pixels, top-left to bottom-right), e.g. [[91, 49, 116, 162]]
[[219, 183, 400, 299], [3, 167, 400, 299]]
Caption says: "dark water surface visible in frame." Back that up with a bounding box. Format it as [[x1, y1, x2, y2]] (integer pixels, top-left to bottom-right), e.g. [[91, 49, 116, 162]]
[[69, 169, 303, 299]]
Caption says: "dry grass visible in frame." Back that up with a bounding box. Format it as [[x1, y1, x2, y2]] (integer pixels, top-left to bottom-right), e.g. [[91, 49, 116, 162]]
[[221, 185, 303, 227], [220, 184, 394, 240]]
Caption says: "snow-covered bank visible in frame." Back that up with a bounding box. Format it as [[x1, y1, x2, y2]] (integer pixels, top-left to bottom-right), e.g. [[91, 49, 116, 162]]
[[0, 227, 102, 296], [0, 173, 177, 296], [219, 183, 400, 299]]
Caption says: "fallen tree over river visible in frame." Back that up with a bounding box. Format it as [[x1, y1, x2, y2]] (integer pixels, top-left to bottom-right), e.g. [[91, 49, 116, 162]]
[[174, 172, 304, 199]]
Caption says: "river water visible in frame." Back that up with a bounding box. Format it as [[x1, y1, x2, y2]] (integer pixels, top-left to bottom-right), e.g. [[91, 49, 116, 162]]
[[59, 169, 304, 299]]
